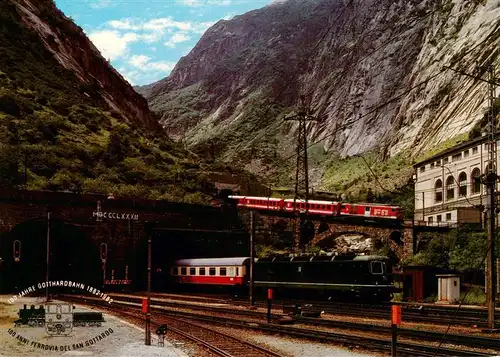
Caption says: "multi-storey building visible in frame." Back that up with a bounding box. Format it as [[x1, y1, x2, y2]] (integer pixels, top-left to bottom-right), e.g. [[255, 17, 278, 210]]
[[413, 135, 498, 226]]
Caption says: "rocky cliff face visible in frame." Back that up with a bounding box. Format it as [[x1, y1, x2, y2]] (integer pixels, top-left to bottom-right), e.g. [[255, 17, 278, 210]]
[[14, 0, 162, 132], [0, 0, 212, 201], [139, 0, 500, 190]]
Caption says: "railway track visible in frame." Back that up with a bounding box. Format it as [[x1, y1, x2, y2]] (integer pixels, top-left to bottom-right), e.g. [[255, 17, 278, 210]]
[[129, 291, 499, 327], [61, 294, 498, 357], [60, 295, 283, 357], [104, 293, 500, 350]]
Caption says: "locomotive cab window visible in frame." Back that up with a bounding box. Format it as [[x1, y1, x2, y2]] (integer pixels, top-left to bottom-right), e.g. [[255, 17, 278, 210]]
[[209, 268, 216, 276], [370, 261, 384, 275]]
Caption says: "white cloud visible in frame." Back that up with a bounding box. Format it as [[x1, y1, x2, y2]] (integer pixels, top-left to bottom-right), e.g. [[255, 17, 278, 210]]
[[89, 0, 113, 9], [177, 0, 233, 6], [106, 17, 214, 36], [129, 55, 151, 68], [128, 55, 176, 72], [164, 33, 191, 48], [89, 31, 139, 60]]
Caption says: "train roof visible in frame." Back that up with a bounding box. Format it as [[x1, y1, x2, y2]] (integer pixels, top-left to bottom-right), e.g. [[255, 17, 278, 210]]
[[228, 195, 282, 201], [283, 199, 340, 204], [174, 257, 250, 266], [255, 255, 389, 263]]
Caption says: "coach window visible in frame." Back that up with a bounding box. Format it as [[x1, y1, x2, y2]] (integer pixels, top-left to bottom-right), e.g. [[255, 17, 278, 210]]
[[458, 172, 467, 197], [446, 176, 455, 200], [471, 168, 481, 194], [370, 261, 384, 275], [209, 268, 216, 276], [181, 267, 187, 275], [199, 268, 205, 276], [236, 267, 240, 276], [172, 267, 178, 275], [220, 267, 227, 276], [435, 179, 443, 203], [190, 268, 196, 275]]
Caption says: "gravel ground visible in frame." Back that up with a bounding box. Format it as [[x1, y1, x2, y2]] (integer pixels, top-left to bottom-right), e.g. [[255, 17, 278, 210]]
[[248, 335, 380, 357], [0, 296, 189, 357]]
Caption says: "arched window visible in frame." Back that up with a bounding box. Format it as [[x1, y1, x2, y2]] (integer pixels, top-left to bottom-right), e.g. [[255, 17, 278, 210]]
[[446, 176, 455, 200], [471, 168, 481, 194], [458, 172, 467, 197], [435, 179, 443, 203]]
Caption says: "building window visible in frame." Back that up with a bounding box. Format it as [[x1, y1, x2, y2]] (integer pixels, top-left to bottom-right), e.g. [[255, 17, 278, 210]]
[[452, 153, 461, 162], [436, 160, 441, 166], [435, 179, 443, 203], [420, 166, 425, 173], [471, 168, 481, 194], [446, 176, 455, 200], [446, 213, 452, 221], [431, 162, 435, 169], [458, 172, 467, 197], [464, 150, 469, 158], [437, 214, 442, 222], [443, 157, 449, 164], [472, 147, 478, 154], [428, 216, 433, 224]]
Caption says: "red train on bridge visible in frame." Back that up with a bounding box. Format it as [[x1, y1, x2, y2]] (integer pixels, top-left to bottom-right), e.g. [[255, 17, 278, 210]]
[[227, 195, 403, 220]]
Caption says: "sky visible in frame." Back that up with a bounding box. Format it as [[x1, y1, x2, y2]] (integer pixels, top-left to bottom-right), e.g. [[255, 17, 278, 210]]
[[54, 0, 274, 86]]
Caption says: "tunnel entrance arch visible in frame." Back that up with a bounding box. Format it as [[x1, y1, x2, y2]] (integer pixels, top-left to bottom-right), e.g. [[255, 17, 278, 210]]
[[0, 217, 101, 293]]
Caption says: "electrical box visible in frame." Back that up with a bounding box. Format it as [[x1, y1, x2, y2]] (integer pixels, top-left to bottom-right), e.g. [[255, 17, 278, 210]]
[[436, 274, 460, 304]]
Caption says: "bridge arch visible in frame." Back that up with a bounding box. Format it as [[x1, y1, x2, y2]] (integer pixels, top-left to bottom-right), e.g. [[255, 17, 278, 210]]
[[0, 216, 101, 293]]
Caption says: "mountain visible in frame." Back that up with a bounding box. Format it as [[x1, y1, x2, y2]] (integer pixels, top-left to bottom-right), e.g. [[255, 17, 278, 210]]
[[0, 0, 212, 202], [138, 0, 500, 197]]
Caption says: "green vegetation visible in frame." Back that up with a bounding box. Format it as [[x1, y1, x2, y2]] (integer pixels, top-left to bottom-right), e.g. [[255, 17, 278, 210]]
[[0, 1, 211, 202], [402, 226, 500, 271]]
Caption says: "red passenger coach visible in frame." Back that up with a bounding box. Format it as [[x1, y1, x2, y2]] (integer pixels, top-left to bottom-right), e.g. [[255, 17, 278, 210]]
[[283, 199, 341, 215], [228, 196, 284, 211], [340, 203, 403, 220], [170, 257, 249, 286]]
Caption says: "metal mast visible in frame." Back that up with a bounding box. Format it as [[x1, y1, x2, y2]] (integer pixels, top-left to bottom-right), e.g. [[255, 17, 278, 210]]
[[483, 64, 498, 331], [284, 95, 319, 250]]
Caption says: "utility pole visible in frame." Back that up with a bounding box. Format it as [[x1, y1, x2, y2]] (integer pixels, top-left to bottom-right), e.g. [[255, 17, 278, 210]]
[[284, 95, 319, 252], [46, 212, 51, 302], [145, 227, 152, 345], [249, 210, 255, 306], [481, 64, 498, 332]]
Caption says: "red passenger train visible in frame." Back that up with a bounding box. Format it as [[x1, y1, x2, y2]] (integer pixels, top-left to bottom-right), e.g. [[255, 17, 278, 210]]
[[228, 195, 403, 220]]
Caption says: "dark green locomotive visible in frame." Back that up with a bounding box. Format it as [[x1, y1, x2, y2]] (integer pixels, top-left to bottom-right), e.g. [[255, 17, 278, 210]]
[[254, 254, 395, 302], [14, 304, 104, 327]]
